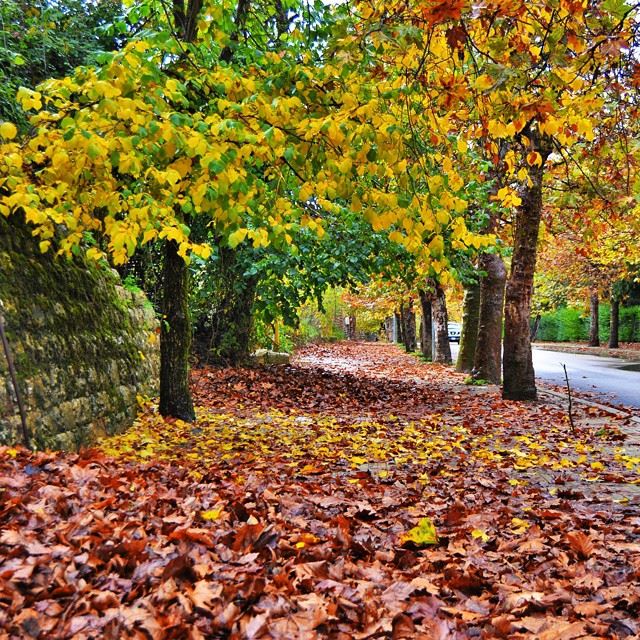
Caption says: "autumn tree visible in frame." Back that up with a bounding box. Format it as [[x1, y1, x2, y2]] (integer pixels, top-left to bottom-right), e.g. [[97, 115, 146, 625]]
[[540, 52, 640, 349], [0, 0, 122, 127], [2, 0, 494, 418], [354, 0, 638, 398], [191, 209, 392, 363]]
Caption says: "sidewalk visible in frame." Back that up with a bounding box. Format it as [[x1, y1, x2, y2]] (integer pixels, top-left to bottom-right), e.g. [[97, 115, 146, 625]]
[[533, 340, 640, 361]]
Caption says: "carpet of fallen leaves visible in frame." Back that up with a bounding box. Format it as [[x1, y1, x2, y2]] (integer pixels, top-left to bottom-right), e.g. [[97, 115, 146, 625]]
[[1, 343, 640, 640]]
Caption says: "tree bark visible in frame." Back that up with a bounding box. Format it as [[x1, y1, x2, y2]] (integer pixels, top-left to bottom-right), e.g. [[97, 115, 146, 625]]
[[418, 289, 433, 361], [160, 240, 196, 421], [395, 310, 405, 345], [456, 282, 480, 373], [474, 253, 506, 384], [589, 288, 600, 347], [347, 315, 356, 340], [193, 263, 257, 366], [157, 0, 204, 419], [530, 313, 541, 341], [403, 300, 416, 352], [433, 282, 452, 364], [503, 137, 550, 400], [172, 0, 203, 41], [384, 317, 394, 342], [609, 295, 619, 348]]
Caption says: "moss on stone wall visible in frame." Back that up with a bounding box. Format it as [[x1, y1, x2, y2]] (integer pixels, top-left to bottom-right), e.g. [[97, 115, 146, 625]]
[[0, 216, 159, 449]]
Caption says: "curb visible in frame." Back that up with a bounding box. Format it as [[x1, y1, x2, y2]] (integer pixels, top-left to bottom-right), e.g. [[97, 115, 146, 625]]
[[532, 344, 640, 363], [539, 387, 640, 425]]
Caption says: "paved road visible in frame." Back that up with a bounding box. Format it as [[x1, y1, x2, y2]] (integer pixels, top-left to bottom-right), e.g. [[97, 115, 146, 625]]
[[531, 348, 640, 408], [449, 343, 640, 409]]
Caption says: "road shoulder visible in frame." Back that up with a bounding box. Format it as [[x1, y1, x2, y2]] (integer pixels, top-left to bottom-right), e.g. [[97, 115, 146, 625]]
[[533, 341, 640, 362]]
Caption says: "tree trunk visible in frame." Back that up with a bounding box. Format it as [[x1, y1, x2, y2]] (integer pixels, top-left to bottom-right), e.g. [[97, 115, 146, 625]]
[[473, 253, 506, 384], [396, 310, 405, 345], [503, 139, 550, 401], [399, 304, 409, 351], [157, 0, 204, 420], [589, 288, 600, 347], [196, 280, 257, 365], [433, 283, 451, 364], [346, 315, 357, 340], [403, 301, 416, 352], [418, 289, 433, 361], [609, 295, 619, 349], [192, 244, 257, 366], [384, 317, 394, 342], [456, 282, 480, 373], [530, 313, 541, 341], [160, 240, 196, 421]]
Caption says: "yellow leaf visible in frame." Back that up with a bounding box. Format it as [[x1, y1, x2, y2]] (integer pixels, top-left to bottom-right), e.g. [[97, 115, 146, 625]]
[[474, 74, 494, 91], [0, 122, 17, 140], [86, 247, 103, 261], [296, 532, 320, 545], [488, 120, 515, 138], [201, 509, 222, 521], [142, 229, 157, 245], [299, 183, 313, 201], [52, 150, 69, 170], [338, 158, 352, 174], [388, 230, 403, 244], [228, 228, 248, 248], [400, 517, 438, 547], [436, 210, 450, 225], [192, 243, 212, 260], [511, 518, 530, 534], [471, 528, 490, 542], [38, 240, 51, 253]]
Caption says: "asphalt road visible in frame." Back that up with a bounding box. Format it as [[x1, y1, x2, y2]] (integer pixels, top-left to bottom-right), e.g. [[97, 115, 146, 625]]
[[531, 348, 640, 408], [449, 343, 640, 409]]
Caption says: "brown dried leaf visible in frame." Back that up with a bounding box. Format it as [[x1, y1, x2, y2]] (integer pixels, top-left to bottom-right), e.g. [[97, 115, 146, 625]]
[[566, 531, 594, 559]]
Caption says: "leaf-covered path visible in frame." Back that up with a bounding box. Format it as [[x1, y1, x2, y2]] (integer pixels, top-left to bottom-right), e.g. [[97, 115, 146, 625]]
[[2, 343, 639, 639]]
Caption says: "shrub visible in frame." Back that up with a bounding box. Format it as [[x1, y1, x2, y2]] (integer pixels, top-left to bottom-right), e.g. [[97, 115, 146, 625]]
[[534, 304, 640, 343]]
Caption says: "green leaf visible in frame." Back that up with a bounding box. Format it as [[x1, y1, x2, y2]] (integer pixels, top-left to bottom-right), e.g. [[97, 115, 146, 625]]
[[603, 0, 631, 18], [400, 517, 438, 547]]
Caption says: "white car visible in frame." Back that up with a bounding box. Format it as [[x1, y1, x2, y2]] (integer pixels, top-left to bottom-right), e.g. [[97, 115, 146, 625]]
[[448, 322, 462, 342]]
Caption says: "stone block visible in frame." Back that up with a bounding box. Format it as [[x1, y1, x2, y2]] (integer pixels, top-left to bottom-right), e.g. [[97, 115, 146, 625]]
[[250, 349, 291, 365]]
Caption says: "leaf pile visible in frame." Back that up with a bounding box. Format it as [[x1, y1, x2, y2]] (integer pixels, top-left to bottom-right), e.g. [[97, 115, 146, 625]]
[[2, 343, 640, 639]]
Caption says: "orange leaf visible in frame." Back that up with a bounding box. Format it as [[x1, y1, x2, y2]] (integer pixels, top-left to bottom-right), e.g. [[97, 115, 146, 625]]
[[566, 531, 594, 559]]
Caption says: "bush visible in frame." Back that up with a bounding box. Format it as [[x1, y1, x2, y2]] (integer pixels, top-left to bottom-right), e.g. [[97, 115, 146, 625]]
[[535, 304, 640, 343]]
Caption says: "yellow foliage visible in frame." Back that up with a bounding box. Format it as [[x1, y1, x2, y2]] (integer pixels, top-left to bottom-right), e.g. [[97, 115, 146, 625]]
[[0, 123, 17, 140]]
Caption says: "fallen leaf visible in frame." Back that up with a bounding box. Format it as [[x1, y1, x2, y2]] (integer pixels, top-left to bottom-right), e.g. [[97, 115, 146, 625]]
[[400, 517, 438, 547]]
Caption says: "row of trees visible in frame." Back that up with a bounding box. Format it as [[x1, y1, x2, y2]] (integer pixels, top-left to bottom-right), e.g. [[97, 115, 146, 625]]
[[1, 0, 639, 419]]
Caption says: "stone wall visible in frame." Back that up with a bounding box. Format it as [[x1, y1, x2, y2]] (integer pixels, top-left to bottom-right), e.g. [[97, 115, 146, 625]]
[[0, 217, 159, 450]]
